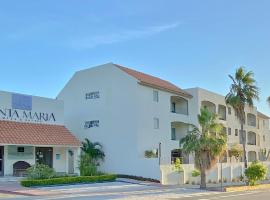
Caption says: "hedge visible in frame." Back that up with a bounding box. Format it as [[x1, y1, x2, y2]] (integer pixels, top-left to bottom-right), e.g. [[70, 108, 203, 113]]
[[21, 174, 116, 187], [117, 174, 160, 183]]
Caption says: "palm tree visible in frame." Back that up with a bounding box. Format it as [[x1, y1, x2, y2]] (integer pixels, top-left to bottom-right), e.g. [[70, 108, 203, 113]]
[[225, 67, 259, 168], [81, 138, 105, 165], [180, 107, 227, 189]]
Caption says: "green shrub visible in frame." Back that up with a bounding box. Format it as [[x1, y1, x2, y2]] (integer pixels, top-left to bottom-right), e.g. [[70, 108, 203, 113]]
[[173, 158, 183, 173], [26, 164, 55, 180], [21, 174, 116, 187], [116, 174, 160, 183], [191, 169, 200, 177], [144, 150, 157, 158], [245, 161, 268, 186], [79, 154, 98, 176]]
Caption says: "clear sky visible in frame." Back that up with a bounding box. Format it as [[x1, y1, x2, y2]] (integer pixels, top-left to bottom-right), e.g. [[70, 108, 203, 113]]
[[0, 1, 270, 114]]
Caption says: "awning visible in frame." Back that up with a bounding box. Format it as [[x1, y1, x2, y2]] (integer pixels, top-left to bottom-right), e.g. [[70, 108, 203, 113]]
[[0, 120, 81, 147]]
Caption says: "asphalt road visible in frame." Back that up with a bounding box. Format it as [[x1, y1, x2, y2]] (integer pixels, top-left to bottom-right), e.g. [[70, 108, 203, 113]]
[[2, 182, 270, 200]]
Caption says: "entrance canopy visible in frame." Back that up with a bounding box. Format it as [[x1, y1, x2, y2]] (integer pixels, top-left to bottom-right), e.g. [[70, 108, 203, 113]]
[[0, 120, 81, 147]]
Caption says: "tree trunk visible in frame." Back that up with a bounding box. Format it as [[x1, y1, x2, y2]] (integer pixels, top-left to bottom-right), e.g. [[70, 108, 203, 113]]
[[200, 168, 207, 189], [241, 123, 248, 169]]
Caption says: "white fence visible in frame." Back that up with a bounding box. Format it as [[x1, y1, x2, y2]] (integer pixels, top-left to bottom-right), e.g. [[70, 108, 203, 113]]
[[160, 162, 270, 185]]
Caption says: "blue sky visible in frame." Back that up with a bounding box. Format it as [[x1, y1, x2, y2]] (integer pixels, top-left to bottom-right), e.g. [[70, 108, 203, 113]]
[[0, 0, 270, 114]]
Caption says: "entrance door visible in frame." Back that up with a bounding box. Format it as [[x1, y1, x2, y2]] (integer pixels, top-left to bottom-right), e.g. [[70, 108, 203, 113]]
[[68, 150, 74, 174], [0, 147, 4, 176], [36, 147, 53, 168]]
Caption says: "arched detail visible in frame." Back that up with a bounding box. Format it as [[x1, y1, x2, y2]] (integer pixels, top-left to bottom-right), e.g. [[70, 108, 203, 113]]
[[201, 101, 216, 113], [171, 96, 188, 115], [13, 161, 31, 177]]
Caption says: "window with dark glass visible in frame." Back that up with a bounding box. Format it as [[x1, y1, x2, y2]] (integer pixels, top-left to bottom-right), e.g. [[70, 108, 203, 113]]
[[17, 147, 24, 153]]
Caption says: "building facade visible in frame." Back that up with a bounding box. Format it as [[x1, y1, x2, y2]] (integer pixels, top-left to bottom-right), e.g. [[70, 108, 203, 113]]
[[57, 63, 270, 185], [0, 91, 81, 176]]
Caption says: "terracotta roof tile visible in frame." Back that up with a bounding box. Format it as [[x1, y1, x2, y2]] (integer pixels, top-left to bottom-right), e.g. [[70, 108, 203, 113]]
[[114, 64, 192, 98], [0, 120, 81, 146]]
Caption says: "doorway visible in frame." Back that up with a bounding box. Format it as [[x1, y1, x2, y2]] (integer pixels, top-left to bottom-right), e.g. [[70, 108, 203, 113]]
[[36, 147, 53, 168], [0, 147, 3, 176], [68, 150, 74, 174]]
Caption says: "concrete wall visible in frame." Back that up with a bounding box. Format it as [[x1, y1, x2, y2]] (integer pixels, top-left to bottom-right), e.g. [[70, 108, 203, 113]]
[[161, 162, 270, 185]]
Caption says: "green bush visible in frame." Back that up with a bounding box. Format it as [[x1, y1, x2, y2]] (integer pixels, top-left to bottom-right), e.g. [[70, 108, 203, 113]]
[[116, 174, 160, 183], [173, 158, 183, 173], [191, 169, 200, 177], [21, 174, 116, 187], [26, 164, 55, 180], [79, 154, 98, 176], [245, 161, 268, 186]]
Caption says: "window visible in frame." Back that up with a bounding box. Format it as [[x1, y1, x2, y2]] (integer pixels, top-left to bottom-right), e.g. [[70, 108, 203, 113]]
[[228, 127, 231, 135], [154, 118, 159, 129], [171, 128, 176, 140], [153, 90, 159, 102], [17, 147, 24, 153], [222, 127, 227, 134], [84, 120, 99, 129], [263, 135, 266, 142], [85, 91, 100, 99], [235, 129, 238, 136], [228, 107, 232, 115]]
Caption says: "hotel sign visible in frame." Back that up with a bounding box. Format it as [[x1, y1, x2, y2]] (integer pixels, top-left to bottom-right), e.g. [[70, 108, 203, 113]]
[[0, 93, 56, 123], [0, 108, 56, 123]]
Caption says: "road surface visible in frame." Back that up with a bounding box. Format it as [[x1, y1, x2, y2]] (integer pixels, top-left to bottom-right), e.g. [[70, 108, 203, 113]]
[[2, 181, 270, 200]]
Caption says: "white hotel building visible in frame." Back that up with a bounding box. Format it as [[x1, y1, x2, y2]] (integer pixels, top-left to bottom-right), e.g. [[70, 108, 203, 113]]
[[58, 63, 270, 185], [0, 91, 81, 176]]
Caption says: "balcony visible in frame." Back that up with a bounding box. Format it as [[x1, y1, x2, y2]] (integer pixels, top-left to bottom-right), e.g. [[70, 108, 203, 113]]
[[170, 96, 188, 115], [218, 105, 226, 121], [247, 131, 256, 145], [201, 101, 216, 114], [171, 122, 189, 141], [247, 113, 256, 127], [248, 151, 257, 162]]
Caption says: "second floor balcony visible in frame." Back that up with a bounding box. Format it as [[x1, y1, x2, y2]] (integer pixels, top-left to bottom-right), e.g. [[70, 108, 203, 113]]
[[170, 96, 188, 115]]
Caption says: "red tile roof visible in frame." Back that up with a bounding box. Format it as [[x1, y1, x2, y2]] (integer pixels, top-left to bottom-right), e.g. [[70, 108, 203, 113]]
[[0, 120, 81, 146], [115, 64, 192, 98]]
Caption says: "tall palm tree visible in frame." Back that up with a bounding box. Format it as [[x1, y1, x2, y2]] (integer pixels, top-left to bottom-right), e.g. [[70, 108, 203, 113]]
[[180, 108, 227, 189], [225, 67, 259, 168], [81, 138, 105, 165]]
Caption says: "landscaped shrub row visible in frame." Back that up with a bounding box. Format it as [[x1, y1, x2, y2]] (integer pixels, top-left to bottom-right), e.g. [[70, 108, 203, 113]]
[[117, 174, 160, 183], [21, 174, 117, 187]]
